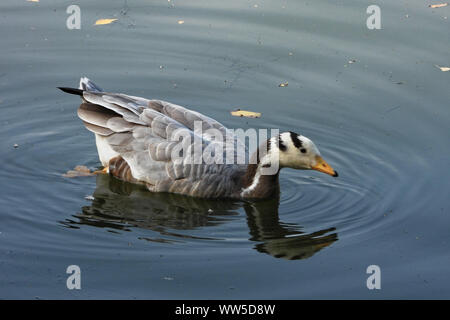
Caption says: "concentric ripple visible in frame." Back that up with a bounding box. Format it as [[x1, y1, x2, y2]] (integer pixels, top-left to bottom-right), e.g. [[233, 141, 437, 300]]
[[1, 0, 449, 298]]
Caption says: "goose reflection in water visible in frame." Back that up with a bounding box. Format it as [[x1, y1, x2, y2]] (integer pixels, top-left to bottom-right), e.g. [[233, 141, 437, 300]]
[[61, 174, 338, 260]]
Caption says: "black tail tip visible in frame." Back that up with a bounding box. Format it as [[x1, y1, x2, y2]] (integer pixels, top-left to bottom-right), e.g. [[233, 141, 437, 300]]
[[333, 171, 339, 177], [58, 87, 83, 96]]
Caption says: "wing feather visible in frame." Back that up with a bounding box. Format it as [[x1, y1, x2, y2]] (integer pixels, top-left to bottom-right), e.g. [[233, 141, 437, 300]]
[[82, 121, 114, 136], [83, 92, 146, 125]]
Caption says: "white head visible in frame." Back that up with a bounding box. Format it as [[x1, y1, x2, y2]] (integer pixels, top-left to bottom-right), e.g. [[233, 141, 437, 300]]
[[264, 131, 338, 177]]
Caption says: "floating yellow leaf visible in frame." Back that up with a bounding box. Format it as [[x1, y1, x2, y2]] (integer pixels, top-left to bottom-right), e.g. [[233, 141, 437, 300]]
[[178, 20, 185, 24], [94, 18, 118, 26], [429, 3, 448, 8], [231, 109, 261, 118], [278, 81, 288, 87], [435, 65, 450, 72]]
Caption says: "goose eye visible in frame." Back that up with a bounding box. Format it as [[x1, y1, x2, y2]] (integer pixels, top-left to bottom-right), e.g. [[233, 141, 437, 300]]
[[300, 148, 307, 154]]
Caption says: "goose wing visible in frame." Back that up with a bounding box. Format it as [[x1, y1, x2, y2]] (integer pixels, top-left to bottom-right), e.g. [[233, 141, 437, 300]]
[[72, 84, 246, 196]]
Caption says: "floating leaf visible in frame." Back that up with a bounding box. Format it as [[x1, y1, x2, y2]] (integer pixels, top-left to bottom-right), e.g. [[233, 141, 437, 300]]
[[231, 109, 261, 118], [27, 0, 39, 2], [435, 65, 450, 72], [278, 81, 288, 87], [177, 20, 185, 24], [94, 18, 118, 25], [429, 3, 448, 8]]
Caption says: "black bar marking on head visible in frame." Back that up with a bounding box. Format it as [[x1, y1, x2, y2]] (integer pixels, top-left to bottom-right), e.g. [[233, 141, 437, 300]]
[[289, 131, 303, 148], [279, 135, 287, 151]]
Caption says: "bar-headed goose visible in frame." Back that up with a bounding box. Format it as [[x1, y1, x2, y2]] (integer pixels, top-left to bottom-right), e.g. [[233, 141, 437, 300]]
[[59, 77, 337, 199]]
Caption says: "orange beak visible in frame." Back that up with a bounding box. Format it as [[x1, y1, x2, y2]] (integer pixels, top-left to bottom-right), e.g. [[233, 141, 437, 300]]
[[311, 155, 338, 177]]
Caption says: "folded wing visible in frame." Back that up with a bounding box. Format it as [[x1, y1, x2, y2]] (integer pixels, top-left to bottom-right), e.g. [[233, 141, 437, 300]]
[[75, 86, 246, 197]]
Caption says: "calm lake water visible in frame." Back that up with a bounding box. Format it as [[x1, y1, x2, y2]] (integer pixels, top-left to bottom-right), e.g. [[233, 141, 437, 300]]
[[1, 0, 449, 299]]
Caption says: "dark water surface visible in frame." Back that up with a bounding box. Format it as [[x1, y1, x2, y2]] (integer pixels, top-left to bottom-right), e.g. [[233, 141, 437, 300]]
[[0, 0, 449, 299]]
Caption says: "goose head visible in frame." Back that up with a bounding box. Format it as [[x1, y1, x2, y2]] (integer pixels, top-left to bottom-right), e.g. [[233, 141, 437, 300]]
[[265, 131, 338, 177]]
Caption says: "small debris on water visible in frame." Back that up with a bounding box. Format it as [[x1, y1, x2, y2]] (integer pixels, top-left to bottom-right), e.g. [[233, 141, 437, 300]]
[[278, 81, 288, 87], [435, 65, 450, 72], [84, 195, 95, 201], [94, 19, 118, 26], [429, 3, 448, 8], [13, 144, 19, 149], [231, 109, 261, 118]]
